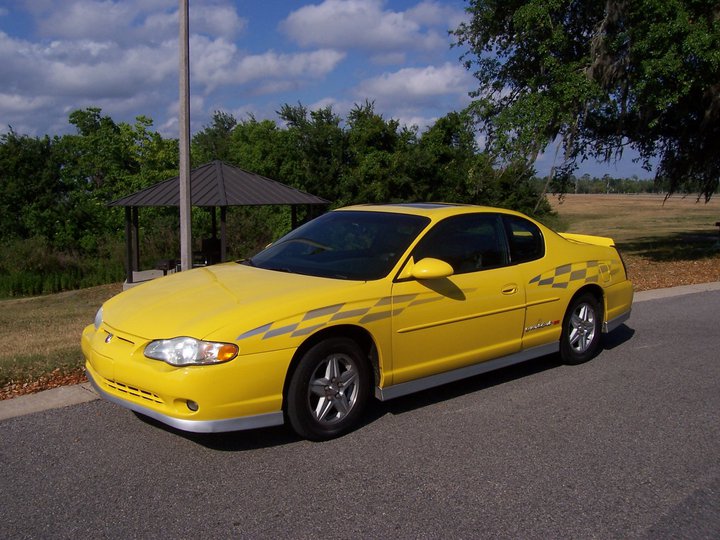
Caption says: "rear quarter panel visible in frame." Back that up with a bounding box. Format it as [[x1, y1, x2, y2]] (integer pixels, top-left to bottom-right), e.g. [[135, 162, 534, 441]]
[[520, 229, 631, 348]]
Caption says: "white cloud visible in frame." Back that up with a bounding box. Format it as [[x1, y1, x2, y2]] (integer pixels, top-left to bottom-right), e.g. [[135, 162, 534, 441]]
[[356, 62, 472, 102], [280, 0, 452, 54], [0, 92, 53, 113], [192, 41, 346, 92], [32, 1, 245, 44], [192, 4, 247, 39], [405, 1, 467, 29]]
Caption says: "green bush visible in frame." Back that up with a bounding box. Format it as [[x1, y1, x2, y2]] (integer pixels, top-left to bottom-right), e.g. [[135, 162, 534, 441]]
[[0, 237, 125, 298]]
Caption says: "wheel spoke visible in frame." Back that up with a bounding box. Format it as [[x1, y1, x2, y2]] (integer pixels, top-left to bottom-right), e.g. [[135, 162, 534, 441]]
[[338, 368, 357, 387], [309, 378, 329, 398], [314, 396, 335, 421], [333, 394, 351, 416], [325, 355, 341, 380]]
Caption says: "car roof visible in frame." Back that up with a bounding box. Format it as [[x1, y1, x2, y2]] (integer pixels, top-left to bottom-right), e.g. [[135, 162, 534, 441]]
[[336, 202, 524, 220]]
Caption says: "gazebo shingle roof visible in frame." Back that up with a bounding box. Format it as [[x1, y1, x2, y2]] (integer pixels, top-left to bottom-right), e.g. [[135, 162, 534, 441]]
[[110, 160, 328, 207]]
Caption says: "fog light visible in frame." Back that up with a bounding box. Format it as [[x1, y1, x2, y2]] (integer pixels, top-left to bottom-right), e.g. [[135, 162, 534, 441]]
[[186, 400, 199, 412]]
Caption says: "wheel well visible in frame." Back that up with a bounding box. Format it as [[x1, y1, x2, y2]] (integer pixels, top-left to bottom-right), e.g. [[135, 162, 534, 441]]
[[281, 325, 379, 406], [569, 284, 604, 318]]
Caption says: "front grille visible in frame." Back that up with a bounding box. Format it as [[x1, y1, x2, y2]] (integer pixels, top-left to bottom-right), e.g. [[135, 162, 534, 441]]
[[105, 379, 164, 405]]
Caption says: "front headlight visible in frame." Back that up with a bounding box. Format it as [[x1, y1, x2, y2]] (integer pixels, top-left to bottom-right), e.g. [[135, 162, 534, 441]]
[[94, 307, 103, 330], [144, 337, 239, 366]]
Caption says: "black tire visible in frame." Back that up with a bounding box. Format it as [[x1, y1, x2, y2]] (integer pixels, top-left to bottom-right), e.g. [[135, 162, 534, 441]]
[[560, 292, 603, 365], [286, 337, 370, 441]]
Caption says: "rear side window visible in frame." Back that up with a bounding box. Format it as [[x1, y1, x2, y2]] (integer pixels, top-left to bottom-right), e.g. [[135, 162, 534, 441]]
[[503, 215, 544, 264]]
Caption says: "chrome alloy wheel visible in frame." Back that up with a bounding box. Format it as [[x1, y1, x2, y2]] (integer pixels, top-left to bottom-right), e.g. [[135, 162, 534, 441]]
[[307, 353, 359, 425], [568, 301, 597, 354]]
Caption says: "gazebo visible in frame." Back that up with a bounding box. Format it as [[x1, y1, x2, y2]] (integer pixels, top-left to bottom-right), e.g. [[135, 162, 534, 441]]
[[110, 160, 328, 285]]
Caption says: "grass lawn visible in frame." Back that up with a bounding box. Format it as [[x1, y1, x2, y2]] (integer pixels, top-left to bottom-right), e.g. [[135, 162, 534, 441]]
[[1, 194, 719, 398], [0, 283, 122, 393]]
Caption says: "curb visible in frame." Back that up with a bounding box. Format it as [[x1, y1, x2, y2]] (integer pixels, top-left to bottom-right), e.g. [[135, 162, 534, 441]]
[[633, 281, 720, 302], [2, 282, 719, 422], [0, 382, 98, 422]]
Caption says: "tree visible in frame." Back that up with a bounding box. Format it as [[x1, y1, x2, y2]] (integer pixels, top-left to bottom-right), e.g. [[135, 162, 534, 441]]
[[192, 110, 238, 163], [453, 0, 720, 201], [0, 130, 64, 241], [410, 110, 480, 202], [341, 101, 413, 204], [227, 116, 285, 178], [278, 103, 346, 202]]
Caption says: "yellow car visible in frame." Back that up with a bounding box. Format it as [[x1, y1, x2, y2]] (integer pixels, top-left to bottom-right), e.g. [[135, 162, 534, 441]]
[[83, 204, 633, 440]]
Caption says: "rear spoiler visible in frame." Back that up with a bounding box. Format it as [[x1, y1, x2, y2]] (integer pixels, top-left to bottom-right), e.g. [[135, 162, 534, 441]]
[[559, 232, 616, 247]]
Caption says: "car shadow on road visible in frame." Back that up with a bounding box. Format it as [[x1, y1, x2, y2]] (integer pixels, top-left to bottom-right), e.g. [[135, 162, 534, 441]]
[[133, 412, 301, 450], [602, 324, 635, 350], [146, 324, 636, 451]]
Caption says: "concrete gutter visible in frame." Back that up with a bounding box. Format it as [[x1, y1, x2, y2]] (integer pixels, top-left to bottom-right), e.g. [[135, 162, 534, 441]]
[[1, 282, 719, 423], [632, 281, 720, 302], [0, 382, 98, 422]]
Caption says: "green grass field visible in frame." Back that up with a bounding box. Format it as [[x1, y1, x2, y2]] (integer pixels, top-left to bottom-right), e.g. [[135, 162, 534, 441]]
[[1, 194, 719, 395]]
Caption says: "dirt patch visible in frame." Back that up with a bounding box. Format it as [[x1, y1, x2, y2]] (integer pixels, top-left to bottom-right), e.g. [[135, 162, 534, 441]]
[[0, 368, 86, 401], [627, 255, 720, 291]]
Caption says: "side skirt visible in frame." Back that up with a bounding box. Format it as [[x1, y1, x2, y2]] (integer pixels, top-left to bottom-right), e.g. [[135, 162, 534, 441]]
[[375, 342, 559, 402]]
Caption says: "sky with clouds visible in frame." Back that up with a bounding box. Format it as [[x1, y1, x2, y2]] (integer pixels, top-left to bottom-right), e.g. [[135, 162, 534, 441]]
[[0, 0, 651, 178]]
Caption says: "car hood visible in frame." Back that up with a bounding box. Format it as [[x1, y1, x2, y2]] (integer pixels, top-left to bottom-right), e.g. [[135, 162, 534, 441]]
[[102, 263, 374, 340]]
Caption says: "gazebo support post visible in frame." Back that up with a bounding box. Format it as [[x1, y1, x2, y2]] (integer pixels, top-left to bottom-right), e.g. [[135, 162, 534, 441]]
[[132, 207, 140, 273], [221, 206, 227, 262], [210, 206, 217, 238], [124, 207, 134, 284]]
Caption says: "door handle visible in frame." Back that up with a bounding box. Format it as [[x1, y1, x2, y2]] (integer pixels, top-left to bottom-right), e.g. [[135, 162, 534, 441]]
[[501, 284, 518, 295]]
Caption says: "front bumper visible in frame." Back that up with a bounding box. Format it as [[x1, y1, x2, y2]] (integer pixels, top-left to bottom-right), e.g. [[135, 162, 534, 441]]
[[85, 366, 283, 433], [82, 324, 291, 433]]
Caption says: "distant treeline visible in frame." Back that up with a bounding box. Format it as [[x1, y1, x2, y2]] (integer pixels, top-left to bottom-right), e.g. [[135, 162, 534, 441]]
[[564, 174, 661, 195], [0, 103, 665, 297]]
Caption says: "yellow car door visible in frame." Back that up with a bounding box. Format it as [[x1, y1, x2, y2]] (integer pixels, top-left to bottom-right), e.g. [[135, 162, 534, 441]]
[[388, 213, 526, 385]]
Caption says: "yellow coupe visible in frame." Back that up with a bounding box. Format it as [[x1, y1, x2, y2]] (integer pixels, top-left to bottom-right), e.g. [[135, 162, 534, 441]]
[[83, 204, 633, 440]]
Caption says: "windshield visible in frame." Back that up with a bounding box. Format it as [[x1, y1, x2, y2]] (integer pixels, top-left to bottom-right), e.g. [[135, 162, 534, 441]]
[[247, 210, 430, 280]]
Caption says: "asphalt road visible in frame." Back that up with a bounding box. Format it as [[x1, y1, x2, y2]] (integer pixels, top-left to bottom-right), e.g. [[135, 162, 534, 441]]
[[1, 289, 719, 539]]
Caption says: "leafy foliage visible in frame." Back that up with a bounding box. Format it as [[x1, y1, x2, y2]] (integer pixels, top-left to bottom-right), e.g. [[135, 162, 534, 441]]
[[453, 0, 720, 201]]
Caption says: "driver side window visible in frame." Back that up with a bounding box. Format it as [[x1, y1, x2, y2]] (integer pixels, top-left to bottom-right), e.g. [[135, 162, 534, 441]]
[[412, 214, 509, 275]]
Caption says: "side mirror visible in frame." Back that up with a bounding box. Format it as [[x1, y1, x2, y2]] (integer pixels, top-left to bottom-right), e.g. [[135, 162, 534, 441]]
[[410, 258, 454, 280]]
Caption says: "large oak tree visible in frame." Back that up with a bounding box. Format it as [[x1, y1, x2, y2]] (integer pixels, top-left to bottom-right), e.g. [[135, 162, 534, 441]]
[[453, 0, 720, 200]]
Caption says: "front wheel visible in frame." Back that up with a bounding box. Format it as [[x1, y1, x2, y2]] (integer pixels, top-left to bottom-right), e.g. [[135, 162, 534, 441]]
[[286, 337, 370, 441], [560, 292, 602, 365]]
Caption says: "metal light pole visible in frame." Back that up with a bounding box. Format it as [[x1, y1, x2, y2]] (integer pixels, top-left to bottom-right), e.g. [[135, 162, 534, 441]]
[[178, 0, 192, 271]]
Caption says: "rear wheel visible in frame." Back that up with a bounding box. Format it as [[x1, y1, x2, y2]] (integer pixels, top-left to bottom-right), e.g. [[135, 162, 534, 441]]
[[286, 337, 370, 441], [560, 292, 602, 365]]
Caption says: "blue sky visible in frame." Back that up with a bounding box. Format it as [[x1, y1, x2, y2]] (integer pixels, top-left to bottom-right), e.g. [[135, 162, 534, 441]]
[[0, 0, 652, 178]]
